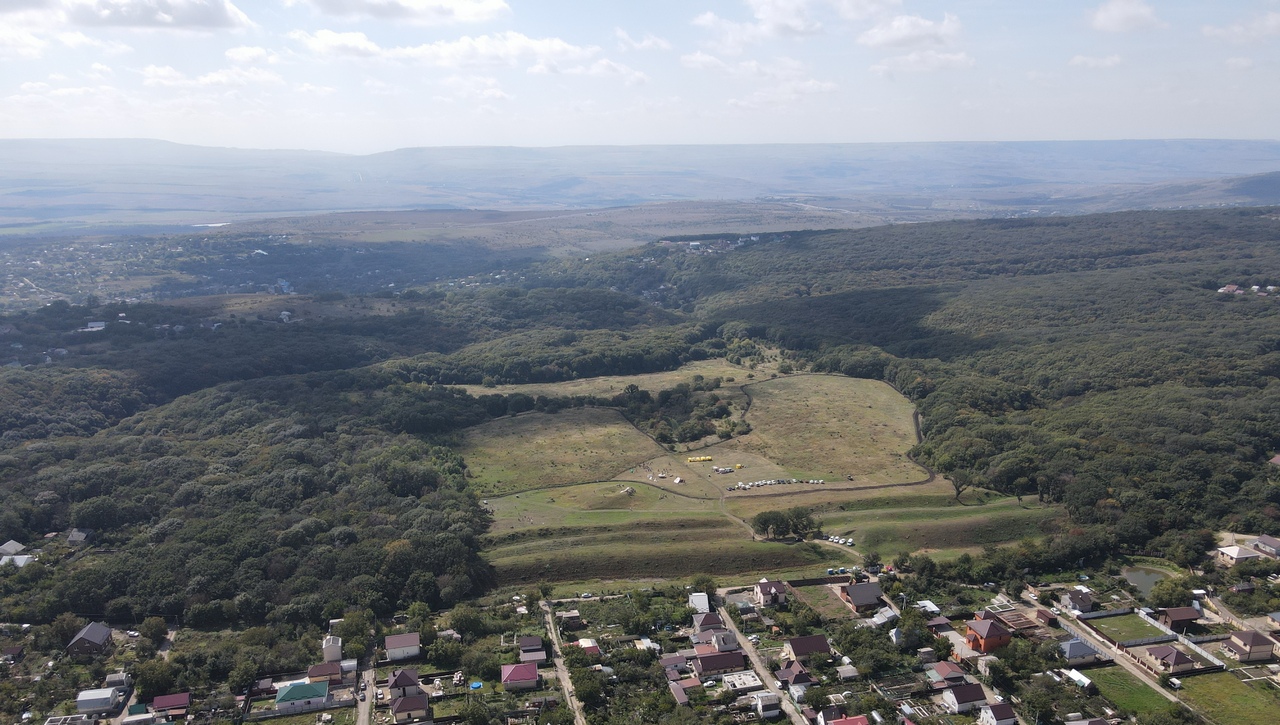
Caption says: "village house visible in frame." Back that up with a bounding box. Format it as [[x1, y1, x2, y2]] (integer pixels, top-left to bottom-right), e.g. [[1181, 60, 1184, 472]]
[[964, 620, 1012, 654], [67, 622, 113, 656], [572, 638, 600, 656], [925, 661, 968, 690], [783, 634, 831, 663], [1254, 535, 1280, 557], [839, 582, 884, 613], [555, 609, 583, 630], [1217, 545, 1262, 567], [500, 663, 540, 690], [0, 540, 24, 556], [307, 662, 343, 686], [941, 683, 987, 714], [774, 660, 816, 688], [1157, 607, 1200, 633], [76, 688, 122, 716], [694, 651, 747, 679], [385, 633, 421, 661], [1058, 590, 1095, 613], [692, 611, 724, 632], [1, 645, 25, 664], [274, 682, 330, 711], [688, 592, 710, 613], [976, 703, 1018, 725], [322, 635, 342, 662], [390, 695, 431, 724], [755, 580, 788, 607], [1144, 645, 1196, 674], [519, 636, 548, 664], [67, 528, 94, 546], [827, 717, 870, 725], [1060, 639, 1102, 667], [388, 669, 421, 699], [151, 693, 190, 719], [1034, 609, 1058, 627], [753, 691, 782, 720], [1222, 630, 1274, 662]]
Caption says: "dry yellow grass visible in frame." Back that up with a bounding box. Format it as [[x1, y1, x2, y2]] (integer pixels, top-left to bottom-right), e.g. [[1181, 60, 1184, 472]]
[[460, 408, 665, 496]]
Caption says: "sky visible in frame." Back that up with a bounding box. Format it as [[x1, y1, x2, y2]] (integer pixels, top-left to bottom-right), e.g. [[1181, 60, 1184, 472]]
[[1, 0, 1278, 154]]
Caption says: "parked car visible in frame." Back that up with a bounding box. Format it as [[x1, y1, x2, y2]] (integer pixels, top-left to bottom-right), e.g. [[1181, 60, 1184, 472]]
[[358, 693, 365, 702]]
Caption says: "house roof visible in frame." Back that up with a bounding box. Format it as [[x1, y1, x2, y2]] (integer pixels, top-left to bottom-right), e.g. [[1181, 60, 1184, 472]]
[[1060, 639, 1098, 659], [694, 651, 745, 672], [1218, 545, 1261, 559], [390, 695, 429, 715], [1231, 630, 1270, 647], [1147, 645, 1193, 667], [501, 663, 539, 684], [842, 582, 883, 606], [692, 612, 723, 629], [388, 669, 419, 688], [786, 634, 831, 657], [829, 718, 870, 725], [966, 619, 1010, 639], [1064, 591, 1093, 608], [0, 540, 24, 556], [275, 682, 328, 704], [947, 683, 986, 704], [68, 528, 93, 542], [518, 636, 543, 651], [757, 580, 787, 595], [151, 693, 191, 711], [668, 680, 690, 705], [1161, 607, 1199, 622], [71, 621, 112, 647], [1256, 534, 1280, 549], [984, 703, 1016, 721], [384, 633, 421, 650], [931, 661, 966, 679], [926, 616, 952, 630], [307, 662, 341, 678]]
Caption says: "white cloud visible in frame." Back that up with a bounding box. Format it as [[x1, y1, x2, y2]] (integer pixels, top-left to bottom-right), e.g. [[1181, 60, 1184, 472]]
[[0, 27, 46, 58], [728, 77, 836, 108], [286, 0, 508, 25], [58, 31, 132, 54], [1225, 57, 1253, 71], [142, 63, 282, 86], [870, 49, 974, 76], [1069, 54, 1122, 68], [296, 82, 336, 94], [291, 29, 602, 72], [66, 0, 253, 29], [857, 13, 961, 48], [561, 59, 648, 85], [288, 29, 382, 57], [439, 74, 510, 100], [1203, 12, 1280, 43], [225, 45, 276, 64], [1090, 0, 1162, 33], [84, 62, 114, 78], [828, 0, 899, 21], [680, 51, 730, 72], [693, 0, 822, 55], [616, 28, 670, 52]]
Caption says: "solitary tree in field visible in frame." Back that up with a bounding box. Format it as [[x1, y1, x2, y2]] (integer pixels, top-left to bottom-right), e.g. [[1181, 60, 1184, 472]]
[[948, 471, 971, 501]]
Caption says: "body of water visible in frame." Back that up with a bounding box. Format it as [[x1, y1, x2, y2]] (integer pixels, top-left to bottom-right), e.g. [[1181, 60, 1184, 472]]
[[1121, 566, 1169, 597]]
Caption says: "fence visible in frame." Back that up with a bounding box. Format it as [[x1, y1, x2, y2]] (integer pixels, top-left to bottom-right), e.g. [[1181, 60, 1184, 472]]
[[245, 700, 356, 721], [1076, 608, 1132, 621]]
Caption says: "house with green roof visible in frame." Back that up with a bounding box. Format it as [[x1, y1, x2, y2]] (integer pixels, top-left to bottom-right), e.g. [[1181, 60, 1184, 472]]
[[274, 682, 330, 710]]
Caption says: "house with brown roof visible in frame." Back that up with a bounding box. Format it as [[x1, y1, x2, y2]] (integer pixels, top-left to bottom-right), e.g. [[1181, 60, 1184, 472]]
[[518, 636, 547, 664], [774, 660, 815, 688], [692, 612, 724, 632], [1158, 607, 1200, 633], [390, 695, 431, 724], [151, 692, 191, 717], [388, 669, 421, 699], [783, 634, 831, 663], [1034, 609, 1058, 627], [307, 662, 342, 686], [1222, 631, 1273, 662], [693, 651, 746, 678], [385, 633, 421, 661], [839, 582, 884, 613], [1058, 590, 1095, 613], [0, 645, 24, 664], [67, 621, 113, 656], [1145, 645, 1196, 674], [501, 663, 540, 690], [976, 703, 1018, 725], [755, 580, 788, 607], [940, 683, 986, 714], [964, 620, 1011, 654], [924, 661, 968, 690]]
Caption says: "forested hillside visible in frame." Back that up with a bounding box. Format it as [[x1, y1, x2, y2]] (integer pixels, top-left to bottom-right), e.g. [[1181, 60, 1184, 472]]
[[3, 207, 1280, 625]]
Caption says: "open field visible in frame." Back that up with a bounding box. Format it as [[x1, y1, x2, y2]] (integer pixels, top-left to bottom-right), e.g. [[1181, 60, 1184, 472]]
[[462, 359, 758, 399], [1087, 666, 1169, 714], [484, 481, 720, 533], [792, 584, 856, 622], [1179, 671, 1280, 725], [1089, 614, 1168, 643], [460, 408, 664, 496], [727, 375, 924, 483], [830, 500, 1065, 559]]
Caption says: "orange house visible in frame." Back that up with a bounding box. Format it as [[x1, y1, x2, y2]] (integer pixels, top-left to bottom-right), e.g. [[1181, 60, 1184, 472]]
[[964, 620, 1012, 654]]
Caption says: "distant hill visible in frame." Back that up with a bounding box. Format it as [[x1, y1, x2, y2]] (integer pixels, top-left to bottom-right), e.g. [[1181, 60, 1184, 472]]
[[1, 138, 1280, 226]]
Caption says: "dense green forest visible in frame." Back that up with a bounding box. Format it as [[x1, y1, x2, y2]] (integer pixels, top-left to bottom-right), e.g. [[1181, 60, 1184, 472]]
[[3, 207, 1280, 627]]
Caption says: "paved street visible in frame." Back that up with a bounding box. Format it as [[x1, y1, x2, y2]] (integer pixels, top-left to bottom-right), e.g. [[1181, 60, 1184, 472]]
[[540, 601, 587, 725], [356, 668, 375, 725]]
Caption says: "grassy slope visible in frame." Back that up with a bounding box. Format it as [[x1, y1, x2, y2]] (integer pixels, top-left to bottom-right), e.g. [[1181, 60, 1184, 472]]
[[1179, 672, 1280, 725], [1087, 666, 1169, 714], [1090, 614, 1168, 642]]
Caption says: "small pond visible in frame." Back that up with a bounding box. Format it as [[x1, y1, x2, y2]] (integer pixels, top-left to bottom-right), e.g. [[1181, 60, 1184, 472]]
[[1121, 566, 1169, 597]]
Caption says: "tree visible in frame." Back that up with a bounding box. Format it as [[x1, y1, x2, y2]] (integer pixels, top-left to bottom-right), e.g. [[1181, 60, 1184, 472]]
[[139, 617, 168, 646], [133, 659, 176, 700], [949, 471, 971, 501], [751, 510, 790, 539], [227, 660, 258, 695]]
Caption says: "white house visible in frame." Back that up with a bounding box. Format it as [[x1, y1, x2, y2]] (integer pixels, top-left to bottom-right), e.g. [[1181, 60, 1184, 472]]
[[941, 684, 986, 714], [688, 592, 710, 614], [976, 703, 1018, 725], [322, 635, 342, 663], [385, 633, 421, 661]]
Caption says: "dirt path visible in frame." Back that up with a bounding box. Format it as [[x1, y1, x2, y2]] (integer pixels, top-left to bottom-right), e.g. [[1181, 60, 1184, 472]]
[[540, 601, 587, 725], [716, 605, 807, 725]]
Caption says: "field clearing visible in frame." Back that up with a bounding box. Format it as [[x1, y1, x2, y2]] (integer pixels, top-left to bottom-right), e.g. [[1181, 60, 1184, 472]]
[[485, 481, 720, 533], [1087, 666, 1168, 714], [488, 531, 850, 586], [723, 479, 959, 520], [791, 584, 855, 622], [1089, 614, 1168, 643], [852, 506, 1063, 559], [619, 450, 787, 499], [460, 408, 664, 496], [730, 375, 924, 483], [461, 359, 757, 399], [1179, 671, 1280, 725]]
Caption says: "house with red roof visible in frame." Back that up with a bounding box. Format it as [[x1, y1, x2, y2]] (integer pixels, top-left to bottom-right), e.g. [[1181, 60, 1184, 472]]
[[501, 663, 540, 690]]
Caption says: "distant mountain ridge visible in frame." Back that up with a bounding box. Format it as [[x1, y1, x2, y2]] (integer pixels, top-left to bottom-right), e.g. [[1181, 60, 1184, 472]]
[[2, 138, 1280, 225]]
